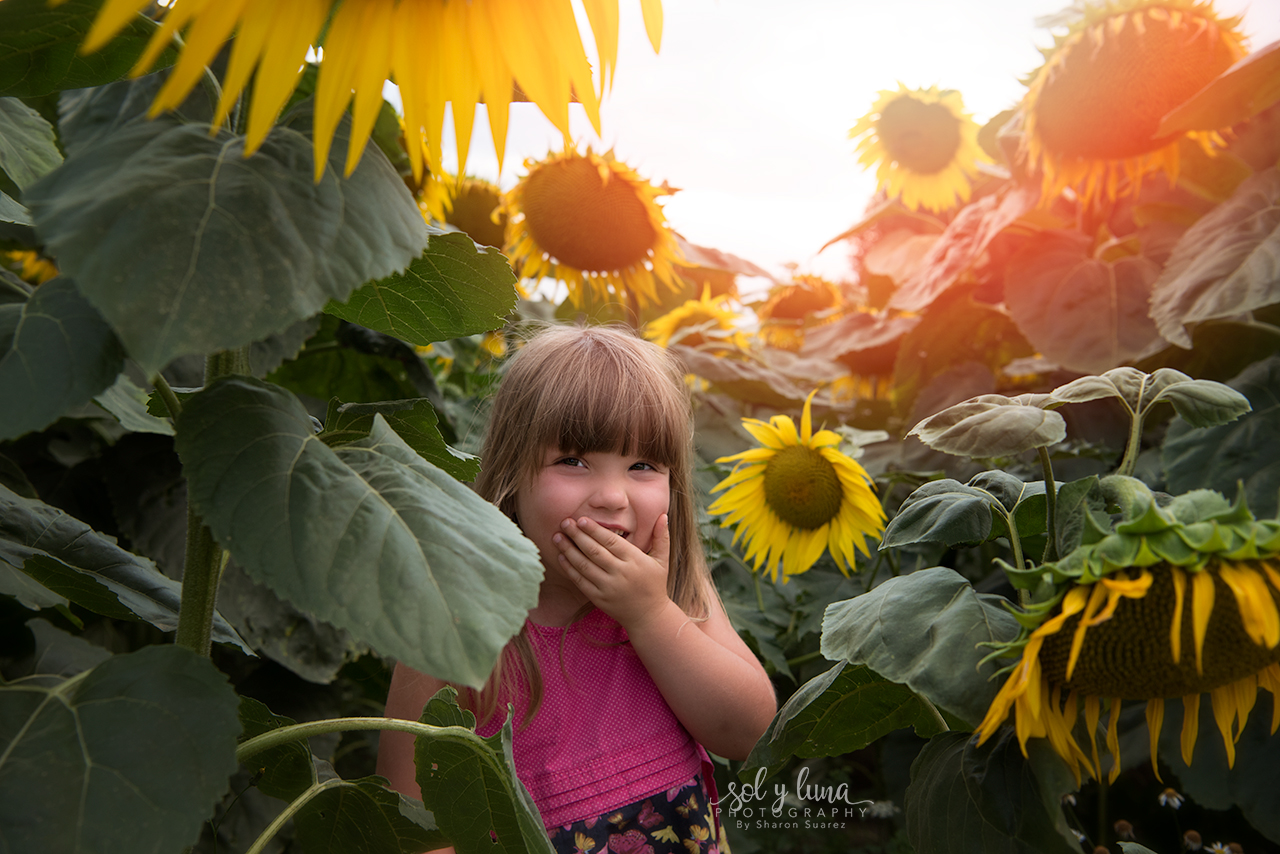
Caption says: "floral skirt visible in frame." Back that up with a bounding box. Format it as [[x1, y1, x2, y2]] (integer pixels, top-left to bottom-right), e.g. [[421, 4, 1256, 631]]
[[544, 773, 728, 854]]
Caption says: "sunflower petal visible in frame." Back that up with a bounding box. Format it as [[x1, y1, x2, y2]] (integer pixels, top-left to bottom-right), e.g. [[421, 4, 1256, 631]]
[[1191, 569, 1215, 676]]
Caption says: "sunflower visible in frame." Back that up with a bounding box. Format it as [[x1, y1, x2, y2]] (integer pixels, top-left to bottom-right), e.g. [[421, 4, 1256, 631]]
[[3, 250, 59, 285], [976, 479, 1280, 785], [64, 0, 663, 182], [709, 392, 885, 581], [502, 147, 682, 309], [421, 175, 507, 248], [849, 84, 985, 214], [754, 275, 844, 352], [1020, 0, 1247, 207], [644, 285, 746, 353]]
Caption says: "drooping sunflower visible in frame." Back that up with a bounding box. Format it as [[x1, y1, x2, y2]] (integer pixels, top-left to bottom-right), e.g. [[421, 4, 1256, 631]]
[[1020, 0, 1247, 206], [976, 479, 1280, 785], [65, 0, 663, 182], [644, 285, 746, 353], [421, 175, 507, 248], [502, 147, 682, 309], [709, 392, 886, 582], [849, 84, 985, 213], [754, 275, 844, 352]]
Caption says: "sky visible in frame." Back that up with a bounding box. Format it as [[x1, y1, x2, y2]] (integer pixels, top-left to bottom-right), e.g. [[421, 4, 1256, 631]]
[[412, 0, 1280, 287]]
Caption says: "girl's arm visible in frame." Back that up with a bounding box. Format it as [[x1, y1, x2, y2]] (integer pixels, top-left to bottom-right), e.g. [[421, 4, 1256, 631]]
[[378, 662, 457, 854], [555, 515, 777, 759]]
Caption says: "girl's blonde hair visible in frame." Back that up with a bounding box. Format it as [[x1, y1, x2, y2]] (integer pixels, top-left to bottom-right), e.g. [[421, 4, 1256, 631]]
[[470, 324, 713, 725]]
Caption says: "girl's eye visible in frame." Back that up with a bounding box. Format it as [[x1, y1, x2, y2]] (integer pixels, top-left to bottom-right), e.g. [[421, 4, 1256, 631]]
[[631, 461, 659, 472], [557, 457, 584, 467]]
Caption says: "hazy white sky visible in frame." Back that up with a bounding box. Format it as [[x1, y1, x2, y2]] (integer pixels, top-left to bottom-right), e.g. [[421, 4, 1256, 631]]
[[420, 0, 1280, 285]]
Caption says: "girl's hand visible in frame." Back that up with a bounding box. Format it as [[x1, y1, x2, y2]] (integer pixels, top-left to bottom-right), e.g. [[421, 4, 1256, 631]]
[[553, 513, 673, 630]]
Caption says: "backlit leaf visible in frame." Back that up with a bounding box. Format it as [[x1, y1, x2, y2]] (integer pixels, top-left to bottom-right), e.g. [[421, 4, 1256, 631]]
[[1004, 230, 1163, 374], [0, 645, 240, 854], [1158, 39, 1280, 135], [175, 377, 542, 687], [327, 231, 519, 346], [909, 394, 1064, 458], [1148, 167, 1280, 348]]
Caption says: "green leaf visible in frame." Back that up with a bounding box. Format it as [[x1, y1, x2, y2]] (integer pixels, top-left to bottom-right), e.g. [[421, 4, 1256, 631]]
[[0, 483, 250, 651], [175, 377, 542, 687], [0, 96, 62, 189], [92, 372, 174, 435], [908, 393, 1064, 458], [266, 313, 425, 405], [0, 189, 31, 224], [881, 480, 999, 550], [321, 397, 480, 482], [903, 730, 1078, 854], [1158, 39, 1280, 135], [820, 567, 1021, 727], [1053, 476, 1106, 556], [236, 696, 316, 802], [414, 687, 555, 854], [1157, 691, 1280, 844], [19, 617, 111, 677], [1149, 167, 1280, 348], [0, 645, 241, 854], [0, 0, 175, 97], [1151, 377, 1252, 428], [1163, 354, 1280, 519], [742, 661, 945, 782], [26, 105, 427, 374], [0, 276, 125, 441], [294, 776, 448, 854], [1005, 230, 1164, 374], [327, 231, 519, 346]]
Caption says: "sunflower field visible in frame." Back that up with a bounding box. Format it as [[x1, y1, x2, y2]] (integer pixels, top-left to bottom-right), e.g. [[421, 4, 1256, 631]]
[[1, 1, 1279, 854]]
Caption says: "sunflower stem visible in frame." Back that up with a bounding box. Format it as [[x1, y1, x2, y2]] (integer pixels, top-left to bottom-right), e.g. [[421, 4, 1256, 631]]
[[1117, 409, 1144, 478], [152, 373, 183, 421], [786, 650, 825, 668], [1038, 446, 1058, 563]]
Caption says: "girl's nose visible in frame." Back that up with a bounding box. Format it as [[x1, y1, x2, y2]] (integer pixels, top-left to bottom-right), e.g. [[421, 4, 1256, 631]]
[[589, 476, 628, 509]]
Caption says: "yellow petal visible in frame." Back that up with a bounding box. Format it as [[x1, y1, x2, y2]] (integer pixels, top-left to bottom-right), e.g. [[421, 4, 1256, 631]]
[[1145, 699, 1164, 782], [1106, 699, 1123, 783], [1191, 569, 1215, 676], [82, 0, 159, 55], [1181, 694, 1200, 766], [1210, 683, 1238, 767], [1170, 565, 1186, 664], [579, 0, 620, 94], [1257, 663, 1280, 735], [1084, 694, 1102, 782], [800, 389, 817, 443], [639, 0, 663, 52], [243, 0, 327, 157], [1067, 583, 1107, 681]]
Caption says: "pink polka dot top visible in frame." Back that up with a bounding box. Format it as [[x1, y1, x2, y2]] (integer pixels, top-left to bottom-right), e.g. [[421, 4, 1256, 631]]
[[476, 607, 707, 829]]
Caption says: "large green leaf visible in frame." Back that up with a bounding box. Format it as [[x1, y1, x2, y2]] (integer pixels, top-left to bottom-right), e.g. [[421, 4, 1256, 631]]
[[236, 696, 317, 802], [881, 473, 1047, 551], [0, 483, 249, 650], [821, 567, 1021, 727], [327, 231, 519, 346], [1149, 167, 1280, 348], [26, 105, 427, 373], [1004, 230, 1163, 374], [294, 775, 447, 854], [1162, 354, 1280, 519], [1157, 691, 1280, 843], [92, 372, 174, 435], [0, 96, 62, 189], [0, 276, 124, 441], [266, 313, 426, 405], [320, 397, 480, 481], [908, 393, 1064, 458], [903, 730, 1078, 854], [414, 688, 555, 854], [0, 0, 174, 97], [0, 645, 241, 854], [175, 377, 542, 687], [742, 661, 945, 782]]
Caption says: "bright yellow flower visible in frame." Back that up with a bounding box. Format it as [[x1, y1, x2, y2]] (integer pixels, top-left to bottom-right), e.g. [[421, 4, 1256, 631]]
[[849, 84, 985, 213], [754, 275, 843, 352], [709, 392, 885, 582], [63, 0, 663, 182], [643, 285, 745, 352], [1020, 0, 1246, 206], [421, 175, 507, 249], [3, 250, 59, 285], [977, 560, 1280, 785], [502, 147, 681, 309]]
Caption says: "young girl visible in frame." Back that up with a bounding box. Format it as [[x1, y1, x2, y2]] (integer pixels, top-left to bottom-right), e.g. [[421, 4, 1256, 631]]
[[378, 324, 777, 854]]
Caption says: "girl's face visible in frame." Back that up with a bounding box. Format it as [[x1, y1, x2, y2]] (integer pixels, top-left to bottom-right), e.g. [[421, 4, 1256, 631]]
[[515, 446, 671, 574]]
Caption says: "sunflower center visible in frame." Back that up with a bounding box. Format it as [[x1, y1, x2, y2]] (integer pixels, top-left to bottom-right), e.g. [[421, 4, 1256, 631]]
[[876, 97, 962, 175], [1034, 9, 1241, 159], [448, 182, 506, 248], [1039, 564, 1280, 700], [763, 445, 843, 530], [519, 157, 657, 273]]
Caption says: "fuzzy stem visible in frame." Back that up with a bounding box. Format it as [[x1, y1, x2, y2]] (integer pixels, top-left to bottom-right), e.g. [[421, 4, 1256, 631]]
[[152, 373, 184, 420], [1038, 446, 1058, 564], [172, 347, 250, 656], [244, 778, 344, 854], [237, 718, 483, 766], [1117, 410, 1144, 478]]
